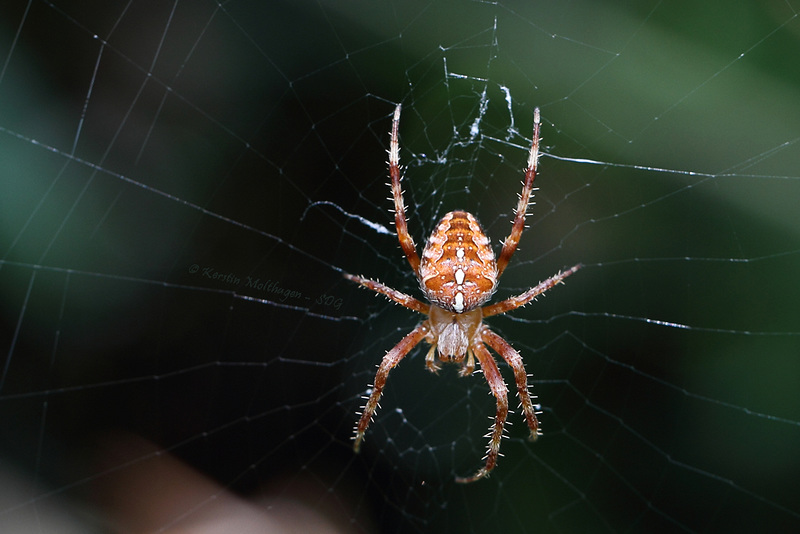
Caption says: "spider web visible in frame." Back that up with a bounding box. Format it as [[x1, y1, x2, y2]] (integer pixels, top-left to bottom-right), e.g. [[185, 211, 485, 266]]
[[1, 0, 800, 532]]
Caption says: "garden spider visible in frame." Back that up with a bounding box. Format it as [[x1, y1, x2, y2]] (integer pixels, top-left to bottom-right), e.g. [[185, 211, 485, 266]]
[[345, 104, 581, 483]]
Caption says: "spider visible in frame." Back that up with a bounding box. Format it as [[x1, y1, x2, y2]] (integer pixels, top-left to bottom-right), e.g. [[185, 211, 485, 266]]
[[345, 104, 581, 483]]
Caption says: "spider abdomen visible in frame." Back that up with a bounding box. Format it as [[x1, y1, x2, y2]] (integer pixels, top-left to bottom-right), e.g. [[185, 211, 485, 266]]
[[419, 210, 498, 313]]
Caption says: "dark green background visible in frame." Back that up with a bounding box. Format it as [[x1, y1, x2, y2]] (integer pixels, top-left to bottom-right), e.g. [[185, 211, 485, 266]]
[[1, 1, 799, 532]]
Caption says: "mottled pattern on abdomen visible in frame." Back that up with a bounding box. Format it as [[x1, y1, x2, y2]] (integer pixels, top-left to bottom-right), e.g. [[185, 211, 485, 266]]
[[418, 210, 498, 313]]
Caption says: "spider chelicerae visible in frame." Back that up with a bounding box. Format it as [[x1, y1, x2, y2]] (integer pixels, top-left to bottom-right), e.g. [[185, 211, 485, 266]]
[[345, 104, 581, 483]]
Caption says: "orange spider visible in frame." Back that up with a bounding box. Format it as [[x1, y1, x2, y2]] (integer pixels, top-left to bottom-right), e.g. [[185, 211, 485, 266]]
[[345, 104, 581, 483]]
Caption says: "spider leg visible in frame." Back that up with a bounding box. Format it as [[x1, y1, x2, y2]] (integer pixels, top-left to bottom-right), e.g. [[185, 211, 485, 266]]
[[496, 108, 542, 278], [388, 104, 422, 274], [481, 327, 540, 441], [343, 273, 429, 314], [482, 263, 581, 318], [354, 323, 428, 452], [455, 341, 508, 483]]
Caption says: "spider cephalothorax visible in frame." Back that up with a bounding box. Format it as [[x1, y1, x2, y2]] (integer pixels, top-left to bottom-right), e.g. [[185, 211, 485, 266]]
[[345, 104, 581, 482]]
